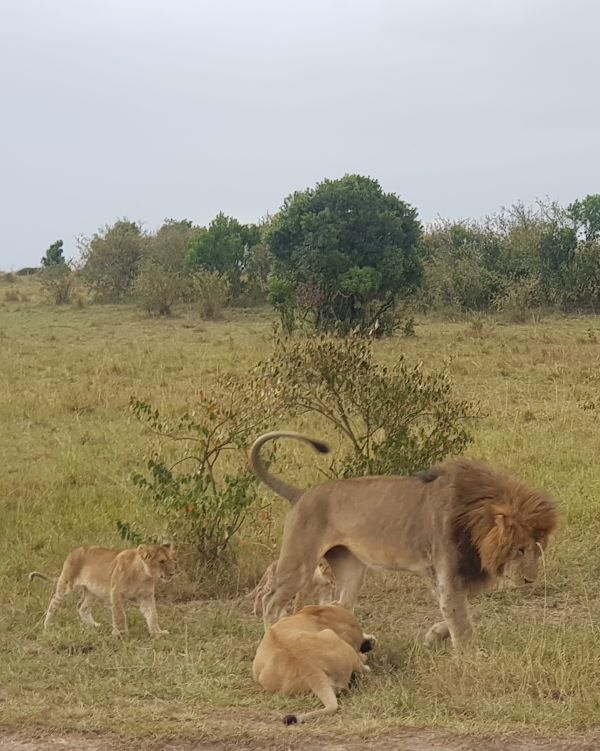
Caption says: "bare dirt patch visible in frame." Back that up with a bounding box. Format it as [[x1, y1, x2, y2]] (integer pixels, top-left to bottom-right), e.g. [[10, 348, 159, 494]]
[[1, 725, 599, 751]]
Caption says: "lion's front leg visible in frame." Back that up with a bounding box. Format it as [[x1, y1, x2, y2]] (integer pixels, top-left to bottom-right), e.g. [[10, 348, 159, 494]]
[[110, 589, 128, 637], [139, 595, 168, 637], [428, 574, 473, 649]]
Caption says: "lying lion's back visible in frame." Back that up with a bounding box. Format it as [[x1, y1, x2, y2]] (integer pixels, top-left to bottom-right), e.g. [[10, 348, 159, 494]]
[[253, 628, 358, 695]]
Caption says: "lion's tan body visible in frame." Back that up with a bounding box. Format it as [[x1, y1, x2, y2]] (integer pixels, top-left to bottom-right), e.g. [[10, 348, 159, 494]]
[[253, 604, 374, 724], [249, 431, 558, 648], [29, 544, 178, 637], [250, 558, 335, 617]]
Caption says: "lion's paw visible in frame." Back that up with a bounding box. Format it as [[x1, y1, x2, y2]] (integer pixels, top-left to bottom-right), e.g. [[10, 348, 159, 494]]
[[425, 621, 451, 648]]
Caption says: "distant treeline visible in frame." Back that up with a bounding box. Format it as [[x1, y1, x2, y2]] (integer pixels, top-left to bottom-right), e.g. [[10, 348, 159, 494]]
[[30, 175, 600, 332]]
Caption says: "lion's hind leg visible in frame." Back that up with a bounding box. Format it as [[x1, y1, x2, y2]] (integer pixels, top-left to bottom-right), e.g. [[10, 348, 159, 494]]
[[43, 576, 71, 630], [77, 589, 101, 628]]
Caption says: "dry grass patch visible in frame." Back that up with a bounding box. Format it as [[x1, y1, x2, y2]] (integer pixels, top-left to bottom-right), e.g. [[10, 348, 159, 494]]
[[1, 281, 600, 743]]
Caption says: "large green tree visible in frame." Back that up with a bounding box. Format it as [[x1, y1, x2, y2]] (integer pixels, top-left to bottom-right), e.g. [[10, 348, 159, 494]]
[[267, 174, 422, 333], [187, 213, 259, 300]]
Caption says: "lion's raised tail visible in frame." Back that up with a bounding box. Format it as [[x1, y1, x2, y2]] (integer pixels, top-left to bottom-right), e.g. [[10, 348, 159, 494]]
[[248, 431, 330, 505], [28, 571, 56, 584]]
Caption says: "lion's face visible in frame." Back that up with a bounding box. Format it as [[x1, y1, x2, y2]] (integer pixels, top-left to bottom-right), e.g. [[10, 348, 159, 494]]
[[138, 544, 179, 582], [499, 541, 541, 587], [477, 507, 551, 586]]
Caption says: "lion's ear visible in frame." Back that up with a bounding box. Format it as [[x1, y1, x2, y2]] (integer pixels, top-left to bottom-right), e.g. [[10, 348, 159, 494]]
[[137, 544, 151, 560]]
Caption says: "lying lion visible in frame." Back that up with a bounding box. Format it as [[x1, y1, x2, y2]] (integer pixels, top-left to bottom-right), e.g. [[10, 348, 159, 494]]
[[29, 543, 178, 637], [249, 431, 558, 648], [249, 558, 335, 617], [253, 604, 375, 724]]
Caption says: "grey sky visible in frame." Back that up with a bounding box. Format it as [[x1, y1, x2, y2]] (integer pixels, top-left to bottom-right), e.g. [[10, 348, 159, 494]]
[[1, 0, 598, 270]]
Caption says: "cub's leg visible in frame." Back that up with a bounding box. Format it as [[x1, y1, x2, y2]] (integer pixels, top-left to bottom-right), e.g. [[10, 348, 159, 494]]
[[324, 547, 366, 611], [262, 559, 313, 630], [77, 589, 101, 628], [138, 595, 169, 637], [110, 588, 128, 637], [424, 620, 451, 647]]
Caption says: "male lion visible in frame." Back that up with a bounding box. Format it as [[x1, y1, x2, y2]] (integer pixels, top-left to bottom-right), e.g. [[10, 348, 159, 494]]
[[249, 431, 558, 648], [29, 543, 178, 637], [253, 603, 375, 724], [249, 558, 335, 617]]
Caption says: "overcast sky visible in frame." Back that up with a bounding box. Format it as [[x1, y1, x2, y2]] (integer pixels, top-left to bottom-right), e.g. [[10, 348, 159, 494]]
[[1, 0, 598, 270]]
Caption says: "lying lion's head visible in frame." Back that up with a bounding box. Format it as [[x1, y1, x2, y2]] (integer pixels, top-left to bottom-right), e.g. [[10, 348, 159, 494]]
[[449, 459, 558, 588], [138, 543, 179, 582]]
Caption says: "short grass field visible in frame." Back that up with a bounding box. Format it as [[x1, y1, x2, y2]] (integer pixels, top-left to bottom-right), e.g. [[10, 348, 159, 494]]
[[2, 275, 600, 747]]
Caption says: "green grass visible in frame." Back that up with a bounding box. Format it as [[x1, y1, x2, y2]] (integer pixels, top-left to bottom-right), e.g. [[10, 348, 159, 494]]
[[2, 276, 600, 745]]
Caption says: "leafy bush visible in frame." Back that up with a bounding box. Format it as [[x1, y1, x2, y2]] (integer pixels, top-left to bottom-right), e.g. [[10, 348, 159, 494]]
[[126, 378, 281, 583], [259, 335, 474, 477], [187, 269, 231, 320], [187, 213, 259, 302], [80, 220, 144, 301], [493, 277, 543, 322], [267, 276, 297, 335], [40, 264, 75, 305], [134, 260, 186, 316]]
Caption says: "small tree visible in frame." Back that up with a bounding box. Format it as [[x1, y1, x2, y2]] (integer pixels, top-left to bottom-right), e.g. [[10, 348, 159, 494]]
[[41, 239, 65, 267], [80, 220, 144, 301], [538, 225, 577, 303], [40, 263, 74, 305], [187, 270, 231, 319], [135, 260, 187, 316], [134, 219, 195, 316], [187, 213, 259, 301]]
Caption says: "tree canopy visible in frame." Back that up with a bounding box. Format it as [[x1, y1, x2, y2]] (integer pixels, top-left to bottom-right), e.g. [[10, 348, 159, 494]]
[[187, 213, 259, 300], [267, 174, 422, 333]]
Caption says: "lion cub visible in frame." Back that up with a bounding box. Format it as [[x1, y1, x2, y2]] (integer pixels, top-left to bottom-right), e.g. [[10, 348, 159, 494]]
[[253, 604, 376, 724], [250, 558, 335, 617], [29, 543, 178, 637]]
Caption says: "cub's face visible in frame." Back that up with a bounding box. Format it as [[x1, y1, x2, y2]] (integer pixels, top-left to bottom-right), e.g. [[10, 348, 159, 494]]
[[138, 544, 179, 582]]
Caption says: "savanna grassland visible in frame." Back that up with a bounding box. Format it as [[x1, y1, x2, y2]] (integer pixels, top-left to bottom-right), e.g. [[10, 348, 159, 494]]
[[2, 275, 600, 749]]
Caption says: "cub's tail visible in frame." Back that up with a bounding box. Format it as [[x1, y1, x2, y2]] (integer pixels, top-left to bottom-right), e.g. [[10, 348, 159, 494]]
[[28, 571, 56, 584]]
